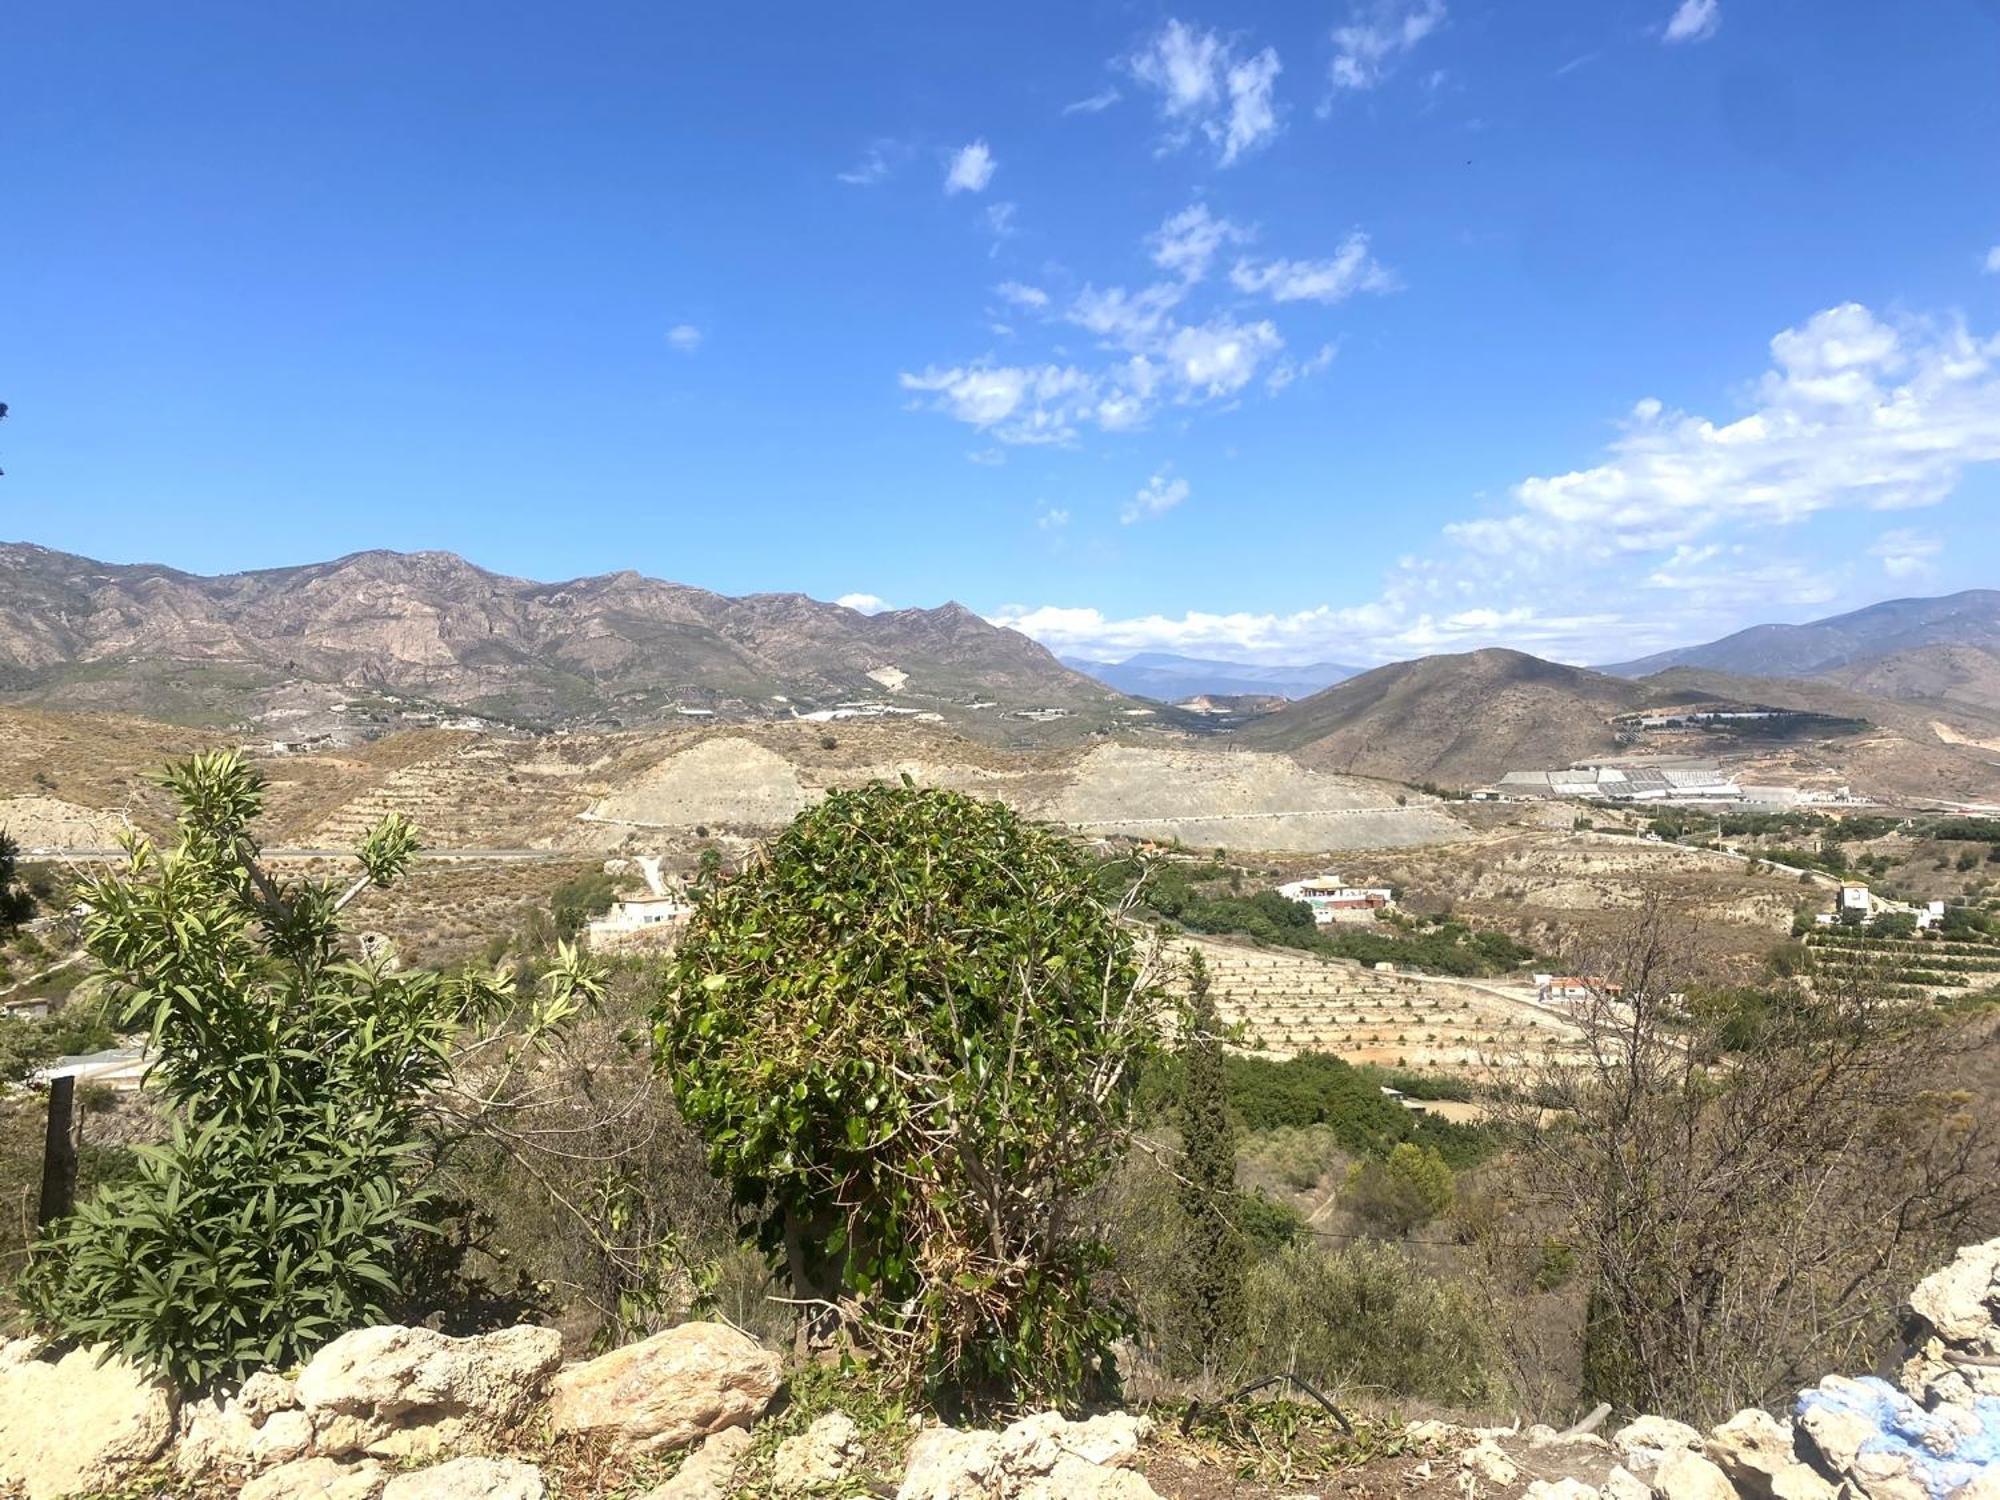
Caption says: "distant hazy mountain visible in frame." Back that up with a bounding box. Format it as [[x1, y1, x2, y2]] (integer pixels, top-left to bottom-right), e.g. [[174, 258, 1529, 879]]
[[1602, 590, 2000, 679], [1061, 651, 1361, 702], [0, 542, 1125, 731]]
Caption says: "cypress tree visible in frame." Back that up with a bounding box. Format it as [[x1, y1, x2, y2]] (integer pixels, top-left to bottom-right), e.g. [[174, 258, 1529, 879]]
[[1175, 951, 1246, 1375]]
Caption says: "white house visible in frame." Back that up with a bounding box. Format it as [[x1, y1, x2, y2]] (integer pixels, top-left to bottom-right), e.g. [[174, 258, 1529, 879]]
[[1276, 876, 1394, 924]]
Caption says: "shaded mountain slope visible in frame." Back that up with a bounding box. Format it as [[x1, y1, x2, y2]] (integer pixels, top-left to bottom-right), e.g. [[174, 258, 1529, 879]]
[[1604, 589, 2000, 678]]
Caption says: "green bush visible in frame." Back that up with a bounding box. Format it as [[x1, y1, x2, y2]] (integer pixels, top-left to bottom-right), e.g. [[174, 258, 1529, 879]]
[[1344, 1142, 1455, 1234], [19, 751, 603, 1389], [1242, 1241, 1496, 1404], [655, 781, 1165, 1409]]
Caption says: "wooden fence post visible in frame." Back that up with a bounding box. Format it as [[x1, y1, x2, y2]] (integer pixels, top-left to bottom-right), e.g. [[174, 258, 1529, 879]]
[[38, 1074, 77, 1227]]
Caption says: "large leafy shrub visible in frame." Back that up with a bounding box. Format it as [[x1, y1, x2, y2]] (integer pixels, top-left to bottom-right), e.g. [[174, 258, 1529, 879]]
[[19, 751, 600, 1388], [655, 781, 1166, 1409]]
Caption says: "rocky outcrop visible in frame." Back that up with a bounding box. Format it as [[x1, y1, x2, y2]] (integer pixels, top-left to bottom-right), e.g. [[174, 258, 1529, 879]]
[[895, 1410, 1156, 1500], [0, 1340, 178, 1500], [1903, 1239, 2000, 1408], [548, 1321, 782, 1455], [295, 1324, 563, 1461]]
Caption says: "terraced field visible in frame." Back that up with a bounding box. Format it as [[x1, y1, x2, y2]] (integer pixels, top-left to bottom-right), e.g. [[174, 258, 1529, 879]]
[[1802, 929, 2000, 1001], [1176, 935, 1587, 1076]]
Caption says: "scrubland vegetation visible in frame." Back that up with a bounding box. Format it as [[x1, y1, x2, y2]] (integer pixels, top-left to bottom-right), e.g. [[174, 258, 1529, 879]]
[[0, 752, 1995, 1445]]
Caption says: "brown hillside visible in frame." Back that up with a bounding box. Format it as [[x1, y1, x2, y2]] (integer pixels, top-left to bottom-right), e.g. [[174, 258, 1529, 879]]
[[1816, 643, 2000, 716], [1236, 649, 1657, 785]]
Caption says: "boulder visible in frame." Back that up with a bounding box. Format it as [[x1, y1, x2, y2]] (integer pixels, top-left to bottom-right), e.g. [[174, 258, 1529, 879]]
[[643, 1426, 753, 1500], [548, 1321, 782, 1456], [772, 1411, 867, 1493], [296, 1324, 562, 1461], [1613, 1414, 1704, 1473], [1652, 1451, 1737, 1500], [1705, 1409, 1794, 1497], [241, 1456, 387, 1500], [1525, 1481, 1598, 1500], [897, 1427, 1002, 1500], [1459, 1438, 1521, 1487], [1795, 1373, 1998, 1500], [1908, 1239, 2000, 1349], [895, 1412, 1159, 1500], [0, 1342, 177, 1499], [1604, 1464, 1652, 1500], [177, 1370, 314, 1476], [380, 1456, 547, 1500]]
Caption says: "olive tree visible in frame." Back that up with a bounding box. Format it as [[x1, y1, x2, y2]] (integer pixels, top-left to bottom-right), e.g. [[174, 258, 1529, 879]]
[[20, 750, 603, 1388], [654, 781, 1167, 1408]]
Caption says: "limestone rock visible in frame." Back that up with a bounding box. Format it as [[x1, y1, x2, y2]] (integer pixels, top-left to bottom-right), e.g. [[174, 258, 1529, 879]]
[[1704, 1408, 1796, 1499], [0, 1342, 177, 1500], [1652, 1451, 1737, 1500], [177, 1370, 314, 1476], [1795, 1373, 1998, 1500], [1525, 1480, 1598, 1500], [241, 1456, 387, 1500], [895, 1412, 1159, 1500], [380, 1455, 546, 1500], [1614, 1415, 1704, 1474], [1460, 1438, 1521, 1487], [897, 1427, 1002, 1500], [296, 1324, 561, 1461], [1908, 1239, 2000, 1349], [1604, 1464, 1652, 1500], [549, 1321, 782, 1456], [772, 1411, 867, 1493], [643, 1426, 753, 1500]]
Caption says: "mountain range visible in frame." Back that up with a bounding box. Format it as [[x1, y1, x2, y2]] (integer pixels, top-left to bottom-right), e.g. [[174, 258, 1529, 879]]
[[1059, 652, 1360, 702], [0, 543, 1123, 733], [1602, 589, 2000, 679]]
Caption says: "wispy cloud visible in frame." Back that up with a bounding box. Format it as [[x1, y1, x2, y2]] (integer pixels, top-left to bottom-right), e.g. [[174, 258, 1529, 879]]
[[988, 302, 2000, 664], [666, 324, 703, 353], [1329, 0, 1446, 92], [1984, 244, 2000, 275], [1121, 470, 1191, 524], [1663, 0, 1720, 44], [1064, 86, 1122, 116], [1149, 204, 1255, 284], [837, 592, 891, 614], [945, 140, 997, 194], [836, 140, 906, 186], [1230, 233, 1399, 303], [903, 203, 1394, 446], [1128, 19, 1284, 166]]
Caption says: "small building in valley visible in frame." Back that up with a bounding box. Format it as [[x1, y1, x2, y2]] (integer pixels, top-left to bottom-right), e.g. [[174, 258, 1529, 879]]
[[1277, 876, 1394, 924]]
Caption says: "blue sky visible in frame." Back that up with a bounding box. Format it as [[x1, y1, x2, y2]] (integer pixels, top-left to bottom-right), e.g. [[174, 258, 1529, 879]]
[[3, 0, 1998, 666]]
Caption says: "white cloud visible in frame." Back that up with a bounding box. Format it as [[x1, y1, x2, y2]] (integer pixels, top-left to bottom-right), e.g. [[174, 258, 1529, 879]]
[[995, 281, 1050, 310], [1121, 471, 1191, 524], [1984, 244, 2000, 275], [1230, 233, 1399, 303], [983, 201, 1018, 241], [1128, 19, 1283, 166], [1036, 504, 1071, 530], [987, 301, 2000, 664], [1330, 0, 1446, 91], [666, 324, 703, 353], [1064, 87, 1122, 115], [1663, 0, 1720, 44], [945, 140, 996, 195], [837, 593, 891, 614], [1870, 528, 1941, 581], [1149, 203, 1254, 283]]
